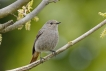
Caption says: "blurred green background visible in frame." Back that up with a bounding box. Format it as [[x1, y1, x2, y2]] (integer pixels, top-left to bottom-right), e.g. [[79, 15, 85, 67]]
[[0, 0, 106, 71]]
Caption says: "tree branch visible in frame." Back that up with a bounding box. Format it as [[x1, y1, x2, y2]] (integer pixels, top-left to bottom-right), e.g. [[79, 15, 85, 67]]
[[0, 20, 13, 31], [0, 0, 59, 33], [0, 0, 30, 19], [6, 19, 106, 71]]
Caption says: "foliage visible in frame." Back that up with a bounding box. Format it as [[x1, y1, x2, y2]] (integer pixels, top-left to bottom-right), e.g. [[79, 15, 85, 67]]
[[17, 0, 39, 30], [99, 12, 106, 38]]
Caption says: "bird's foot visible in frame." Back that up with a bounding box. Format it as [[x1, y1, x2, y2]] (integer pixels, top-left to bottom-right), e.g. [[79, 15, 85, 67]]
[[40, 57, 45, 63], [50, 50, 57, 56]]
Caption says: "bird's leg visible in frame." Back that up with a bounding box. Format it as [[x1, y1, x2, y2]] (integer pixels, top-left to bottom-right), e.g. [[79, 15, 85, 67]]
[[39, 52, 45, 63], [50, 50, 57, 56]]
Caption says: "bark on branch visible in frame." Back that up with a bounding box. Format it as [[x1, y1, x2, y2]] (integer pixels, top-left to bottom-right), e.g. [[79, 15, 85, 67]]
[[0, 20, 13, 31], [6, 19, 106, 71]]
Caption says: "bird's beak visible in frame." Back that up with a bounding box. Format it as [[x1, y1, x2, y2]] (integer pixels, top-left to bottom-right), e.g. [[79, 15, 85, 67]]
[[56, 22, 61, 24]]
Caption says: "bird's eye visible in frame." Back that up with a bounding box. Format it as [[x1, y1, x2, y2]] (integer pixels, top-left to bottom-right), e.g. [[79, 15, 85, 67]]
[[50, 22, 53, 25]]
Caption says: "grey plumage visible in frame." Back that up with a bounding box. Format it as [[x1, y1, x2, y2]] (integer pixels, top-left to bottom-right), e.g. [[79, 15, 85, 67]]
[[30, 20, 60, 63]]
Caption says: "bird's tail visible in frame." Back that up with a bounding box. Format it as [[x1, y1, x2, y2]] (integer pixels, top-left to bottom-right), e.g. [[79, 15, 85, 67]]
[[30, 51, 40, 63]]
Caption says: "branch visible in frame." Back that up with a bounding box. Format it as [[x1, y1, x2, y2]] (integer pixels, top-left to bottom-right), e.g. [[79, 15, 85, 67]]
[[0, 20, 13, 31], [0, 0, 30, 19], [0, 0, 59, 33], [6, 19, 106, 71]]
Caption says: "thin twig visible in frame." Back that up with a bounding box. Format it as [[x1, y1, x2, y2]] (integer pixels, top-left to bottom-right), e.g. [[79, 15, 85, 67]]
[[0, 20, 14, 31], [0, 0, 30, 19], [6, 19, 106, 71]]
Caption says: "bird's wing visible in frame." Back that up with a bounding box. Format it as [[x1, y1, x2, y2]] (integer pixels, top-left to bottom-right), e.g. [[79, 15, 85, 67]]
[[32, 30, 43, 55]]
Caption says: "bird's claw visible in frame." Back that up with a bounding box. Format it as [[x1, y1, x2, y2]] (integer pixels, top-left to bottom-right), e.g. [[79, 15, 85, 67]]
[[50, 50, 57, 56], [40, 57, 45, 63]]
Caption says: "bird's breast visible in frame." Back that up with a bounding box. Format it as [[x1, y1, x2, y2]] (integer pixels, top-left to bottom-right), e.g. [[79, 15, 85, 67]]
[[35, 30, 59, 52]]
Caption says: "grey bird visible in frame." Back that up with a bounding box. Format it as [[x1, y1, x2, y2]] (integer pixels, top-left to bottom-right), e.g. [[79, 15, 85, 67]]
[[30, 20, 61, 63]]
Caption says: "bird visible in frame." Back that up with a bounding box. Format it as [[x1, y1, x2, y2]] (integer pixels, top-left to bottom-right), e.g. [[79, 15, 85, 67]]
[[30, 20, 61, 63]]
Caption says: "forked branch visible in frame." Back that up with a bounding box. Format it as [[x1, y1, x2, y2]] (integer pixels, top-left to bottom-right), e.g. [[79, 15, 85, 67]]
[[0, 0, 59, 33]]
